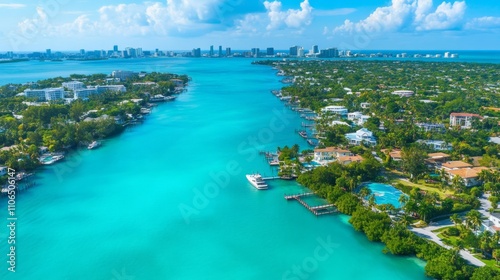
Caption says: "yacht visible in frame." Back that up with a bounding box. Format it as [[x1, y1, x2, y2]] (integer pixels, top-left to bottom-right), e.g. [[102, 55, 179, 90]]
[[246, 174, 268, 190], [88, 141, 101, 150]]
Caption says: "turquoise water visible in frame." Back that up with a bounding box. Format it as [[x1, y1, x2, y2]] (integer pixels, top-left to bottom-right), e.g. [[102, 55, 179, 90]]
[[367, 183, 405, 208], [0, 58, 430, 279]]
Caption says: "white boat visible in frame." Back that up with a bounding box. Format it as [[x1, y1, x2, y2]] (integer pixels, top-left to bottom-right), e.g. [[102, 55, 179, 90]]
[[88, 141, 101, 150], [246, 174, 268, 190], [39, 154, 64, 165]]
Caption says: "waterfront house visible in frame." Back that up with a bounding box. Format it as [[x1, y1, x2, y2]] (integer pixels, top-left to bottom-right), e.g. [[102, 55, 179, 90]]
[[337, 155, 364, 165], [450, 113, 482, 129], [345, 128, 377, 146], [321, 105, 348, 116], [0, 166, 7, 176], [447, 167, 489, 187], [313, 147, 351, 162], [417, 140, 452, 151]]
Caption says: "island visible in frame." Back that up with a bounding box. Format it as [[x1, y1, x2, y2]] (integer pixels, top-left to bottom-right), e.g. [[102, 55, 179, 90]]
[[0, 71, 188, 189]]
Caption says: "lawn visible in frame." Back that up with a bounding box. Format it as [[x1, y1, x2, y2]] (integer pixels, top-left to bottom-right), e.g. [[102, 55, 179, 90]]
[[473, 254, 500, 271], [386, 170, 455, 199], [437, 232, 461, 247]]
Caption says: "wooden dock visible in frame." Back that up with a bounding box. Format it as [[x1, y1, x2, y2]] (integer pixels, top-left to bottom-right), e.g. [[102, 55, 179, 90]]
[[284, 193, 338, 216], [262, 177, 280, 181]]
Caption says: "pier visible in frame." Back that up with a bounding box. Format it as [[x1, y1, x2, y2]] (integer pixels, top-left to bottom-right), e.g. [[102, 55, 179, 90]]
[[284, 193, 338, 216]]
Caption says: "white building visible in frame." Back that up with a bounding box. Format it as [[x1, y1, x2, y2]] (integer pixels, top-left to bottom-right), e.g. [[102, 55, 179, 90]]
[[62, 81, 84, 91], [416, 123, 446, 133], [345, 128, 377, 146], [313, 147, 351, 162], [417, 140, 452, 151], [75, 88, 98, 99], [322, 106, 348, 116], [348, 112, 370, 125], [360, 102, 371, 109], [450, 113, 482, 129], [24, 88, 65, 101], [96, 85, 126, 93], [111, 70, 137, 81], [392, 90, 414, 98]]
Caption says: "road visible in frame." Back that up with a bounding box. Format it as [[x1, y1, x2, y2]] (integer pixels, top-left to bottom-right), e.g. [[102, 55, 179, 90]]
[[410, 226, 485, 267]]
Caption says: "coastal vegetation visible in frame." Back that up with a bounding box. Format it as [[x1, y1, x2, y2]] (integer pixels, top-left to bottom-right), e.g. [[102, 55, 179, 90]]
[[257, 59, 500, 279]]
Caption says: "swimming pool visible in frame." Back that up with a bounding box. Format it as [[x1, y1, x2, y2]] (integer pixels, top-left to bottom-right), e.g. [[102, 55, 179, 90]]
[[365, 183, 406, 208]]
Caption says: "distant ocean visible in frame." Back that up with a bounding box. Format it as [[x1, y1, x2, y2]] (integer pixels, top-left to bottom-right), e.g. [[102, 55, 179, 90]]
[[2, 52, 496, 279]]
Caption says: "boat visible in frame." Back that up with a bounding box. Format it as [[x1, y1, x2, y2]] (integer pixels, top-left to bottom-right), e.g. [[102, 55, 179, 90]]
[[88, 141, 101, 150], [39, 154, 64, 165], [246, 174, 268, 190], [298, 130, 307, 138]]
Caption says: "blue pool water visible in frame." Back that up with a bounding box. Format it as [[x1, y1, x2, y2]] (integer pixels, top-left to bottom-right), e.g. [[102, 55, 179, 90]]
[[366, 183, 405, 208]]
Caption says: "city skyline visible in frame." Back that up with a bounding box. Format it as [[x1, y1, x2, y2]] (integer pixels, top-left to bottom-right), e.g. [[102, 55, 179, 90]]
[[0, 0, 499, 51]]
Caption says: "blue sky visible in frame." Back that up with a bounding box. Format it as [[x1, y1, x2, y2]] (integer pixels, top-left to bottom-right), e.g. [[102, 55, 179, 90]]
[[0, 0, 499, 51]]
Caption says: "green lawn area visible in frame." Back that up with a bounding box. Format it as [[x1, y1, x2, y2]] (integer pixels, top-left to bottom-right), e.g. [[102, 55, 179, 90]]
[[437, 232, 461, 247], [473, 254, 500, 271], [386, 170, 455, 199], [432, 226, 453, 233]]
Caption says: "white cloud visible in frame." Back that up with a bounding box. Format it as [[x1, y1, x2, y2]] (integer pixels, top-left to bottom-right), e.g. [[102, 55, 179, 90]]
[[334, 0, 467, 34], [314, 8, 357, 17], [263, 0, 313, 30], [417, 1, 466, 30], [465, 16, 500, 30], [0, 3, 26, 9]]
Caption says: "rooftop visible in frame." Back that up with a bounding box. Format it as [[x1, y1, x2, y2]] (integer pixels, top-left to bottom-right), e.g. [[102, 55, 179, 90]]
[[337, 155, 363, 163], [450, 113, 482, 118], [448, 167, 489, 179], [314, 147, 350, 153], [442, 161, 473, 169], [428, 153, 451, 159]]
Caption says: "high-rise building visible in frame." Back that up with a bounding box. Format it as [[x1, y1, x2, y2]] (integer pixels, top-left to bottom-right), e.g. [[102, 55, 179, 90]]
[[113, 45, 118, 52], [192, 48, 201, 57], [226, 47, 231, 56], [80, 49, 85, 56], [46, 49, 51, 57], [312, 45, 319, 54], [251, 48, 260, 57], [218, 46, 223, 57], [267, 47, 274, 56], [210, 45, 214, 57], [297, 47, 305, 57], [289, 46, 300, 56], [319, 48, 339, 58]]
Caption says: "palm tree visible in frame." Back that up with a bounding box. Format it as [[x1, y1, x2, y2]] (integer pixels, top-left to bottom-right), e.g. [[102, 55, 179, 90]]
[[358, 187, 371, 199], [465, 210, 482, 232], [398, 194, 408, 208], [451, 175, 466, 193], [368, 194, 376, 208], [494, 249, 500, 264], [450, 213, 462, 228]]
